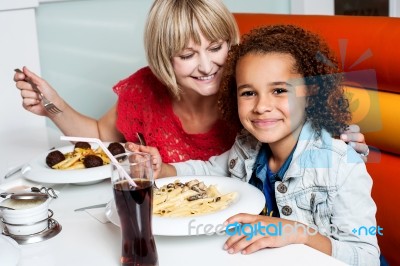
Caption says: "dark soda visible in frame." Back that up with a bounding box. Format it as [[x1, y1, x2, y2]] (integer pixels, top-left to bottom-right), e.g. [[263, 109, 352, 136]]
[[113, 179, 158, 266]]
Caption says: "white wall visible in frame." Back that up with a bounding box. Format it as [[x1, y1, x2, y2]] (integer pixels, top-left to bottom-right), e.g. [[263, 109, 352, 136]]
[[290, 0, 334, 15], [0, 0, 49, 179], [224, 0, 289, 13]]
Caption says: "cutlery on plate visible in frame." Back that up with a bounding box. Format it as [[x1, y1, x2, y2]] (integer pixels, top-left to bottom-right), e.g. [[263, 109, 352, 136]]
[[74, 203, 107, 212]]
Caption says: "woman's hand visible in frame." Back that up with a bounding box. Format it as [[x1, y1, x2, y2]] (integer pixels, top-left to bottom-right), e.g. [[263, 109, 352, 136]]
[[340, 124, 369, 162], [125, 142, 177, 178], [14, 66, 64, 117], [223, 214, 307, 254], [125, 142, 162, 178]]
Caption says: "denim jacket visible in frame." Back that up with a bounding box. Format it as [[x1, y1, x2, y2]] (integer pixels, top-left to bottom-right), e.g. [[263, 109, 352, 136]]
[[172, 122, 379, 266]]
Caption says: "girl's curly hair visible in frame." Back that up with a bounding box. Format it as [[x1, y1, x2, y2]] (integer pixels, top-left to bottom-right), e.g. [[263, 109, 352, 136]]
[[218, 24, 351, 137]]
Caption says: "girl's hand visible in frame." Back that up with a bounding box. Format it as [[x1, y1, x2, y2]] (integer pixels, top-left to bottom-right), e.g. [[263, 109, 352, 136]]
[[340, 124, 369, 162], [125, 142, 162, 178], [223, 213, 307, 255]]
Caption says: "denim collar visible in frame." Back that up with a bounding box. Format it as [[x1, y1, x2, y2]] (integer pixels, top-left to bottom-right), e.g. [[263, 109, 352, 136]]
[[249, 143, 296, 216], [254, 143, 296, 182]]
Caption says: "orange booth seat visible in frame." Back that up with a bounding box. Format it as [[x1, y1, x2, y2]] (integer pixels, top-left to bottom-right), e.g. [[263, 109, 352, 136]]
[[233, 13, 400, 265]]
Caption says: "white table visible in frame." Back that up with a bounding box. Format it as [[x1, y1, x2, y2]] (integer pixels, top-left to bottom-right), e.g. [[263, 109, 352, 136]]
[[0, 174, 346, 266]]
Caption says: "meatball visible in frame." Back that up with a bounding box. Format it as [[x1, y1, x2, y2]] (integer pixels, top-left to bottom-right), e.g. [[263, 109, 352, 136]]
[[108, 142, 125, 156], [74, 141, 91, 150], [83, 155, 103, 168], [46, 150, 66, 168]]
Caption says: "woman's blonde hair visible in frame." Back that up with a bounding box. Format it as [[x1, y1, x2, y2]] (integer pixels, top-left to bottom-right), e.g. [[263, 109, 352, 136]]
[[144, 0, 240, 98]]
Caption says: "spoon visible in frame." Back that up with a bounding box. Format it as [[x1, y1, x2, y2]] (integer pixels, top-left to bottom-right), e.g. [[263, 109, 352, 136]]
[[0, 192, 49, 200]]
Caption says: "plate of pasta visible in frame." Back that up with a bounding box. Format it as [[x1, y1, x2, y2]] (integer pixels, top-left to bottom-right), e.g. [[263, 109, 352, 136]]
[[21, 143, 124, 185], [105, 176, 265, 236]]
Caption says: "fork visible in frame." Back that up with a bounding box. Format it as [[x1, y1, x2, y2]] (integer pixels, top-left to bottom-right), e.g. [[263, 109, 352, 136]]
[[15, 68, 62, 114], [136, 132, 147, 146], [136, 132, 158, 188]]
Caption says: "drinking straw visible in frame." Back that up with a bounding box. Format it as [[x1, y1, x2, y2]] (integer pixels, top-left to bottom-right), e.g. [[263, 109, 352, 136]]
[[60, 136, 136, 186]]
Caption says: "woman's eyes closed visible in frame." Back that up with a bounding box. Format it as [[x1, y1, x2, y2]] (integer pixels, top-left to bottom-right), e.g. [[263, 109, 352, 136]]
[[209, 45, 222, 53], [179, 53, 194, 60], [179, 46, 222, 60]]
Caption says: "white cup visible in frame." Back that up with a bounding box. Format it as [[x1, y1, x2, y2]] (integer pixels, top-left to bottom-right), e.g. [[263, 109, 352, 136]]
[[1, 198, 50, 235]]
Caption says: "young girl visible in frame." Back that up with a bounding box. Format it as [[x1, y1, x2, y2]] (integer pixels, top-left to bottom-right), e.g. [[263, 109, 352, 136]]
[[128, 25, 379, 265]]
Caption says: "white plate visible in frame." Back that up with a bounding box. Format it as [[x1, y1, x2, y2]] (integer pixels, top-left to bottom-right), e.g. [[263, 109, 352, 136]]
[[105, 176, 265, 236], [21, 144, 112, 185], [0, 235, 21, 265]]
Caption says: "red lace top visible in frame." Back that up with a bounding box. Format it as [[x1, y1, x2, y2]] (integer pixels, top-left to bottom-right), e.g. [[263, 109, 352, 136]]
[[113, 67, 237, 163]]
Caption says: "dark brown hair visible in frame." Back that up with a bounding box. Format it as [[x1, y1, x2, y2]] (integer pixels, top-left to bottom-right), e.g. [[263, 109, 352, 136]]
[[218, 24, 351, 136]]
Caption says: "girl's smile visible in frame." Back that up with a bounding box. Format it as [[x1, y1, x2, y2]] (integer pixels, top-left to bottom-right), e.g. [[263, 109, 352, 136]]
[[251, 118, 282, 129]]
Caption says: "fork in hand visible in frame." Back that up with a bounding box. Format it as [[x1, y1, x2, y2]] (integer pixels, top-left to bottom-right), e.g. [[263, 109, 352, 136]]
[[15, 68, 62, 114], [136, 132, 147, 146], [136, 132, 158, 188]]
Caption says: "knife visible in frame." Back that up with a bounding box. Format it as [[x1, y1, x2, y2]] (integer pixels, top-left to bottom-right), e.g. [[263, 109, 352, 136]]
[[74, 203, 107, 212], [4, 165, 23, 179]]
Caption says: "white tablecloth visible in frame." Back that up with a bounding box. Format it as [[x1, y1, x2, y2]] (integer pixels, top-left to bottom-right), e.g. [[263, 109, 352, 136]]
[[0, 174, 346, 266]]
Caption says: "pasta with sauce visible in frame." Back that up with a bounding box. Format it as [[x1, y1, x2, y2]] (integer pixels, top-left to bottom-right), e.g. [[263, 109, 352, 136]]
[[153, 179, 237, 217]]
